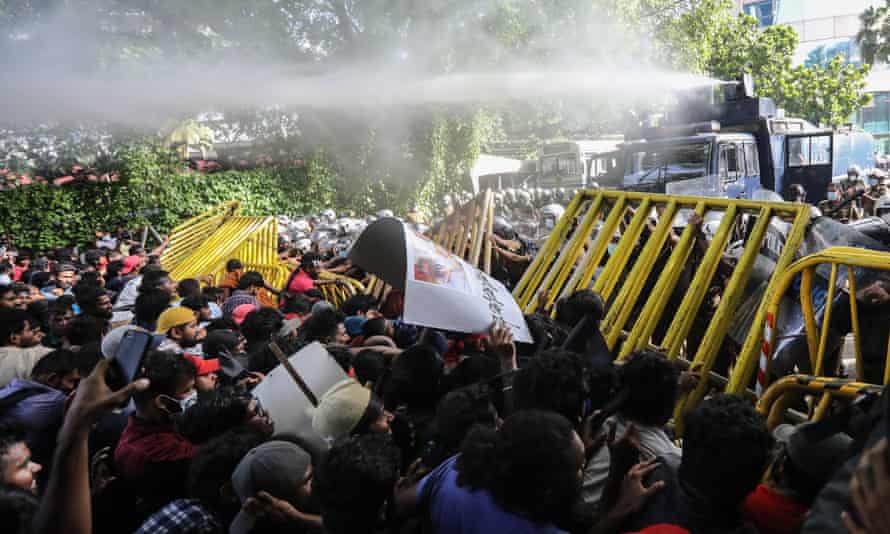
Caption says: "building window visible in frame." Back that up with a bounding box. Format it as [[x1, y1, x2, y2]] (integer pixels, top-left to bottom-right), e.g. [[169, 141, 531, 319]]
[[744, 0, 775, 27], [788, 135, 832, 167]]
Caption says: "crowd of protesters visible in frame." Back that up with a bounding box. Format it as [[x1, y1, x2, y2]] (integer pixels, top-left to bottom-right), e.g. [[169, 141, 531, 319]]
[[0, 225, 888, 534]]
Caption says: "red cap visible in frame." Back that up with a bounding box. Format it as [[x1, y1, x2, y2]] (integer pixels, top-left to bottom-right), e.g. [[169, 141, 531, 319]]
[[183, 354, 221, 376], [232, 303, 256, 325], [121, 255, 141, 275]]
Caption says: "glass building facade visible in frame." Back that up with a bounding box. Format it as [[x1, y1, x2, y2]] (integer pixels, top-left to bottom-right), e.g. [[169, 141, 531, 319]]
[[744, 0, 890, 154]]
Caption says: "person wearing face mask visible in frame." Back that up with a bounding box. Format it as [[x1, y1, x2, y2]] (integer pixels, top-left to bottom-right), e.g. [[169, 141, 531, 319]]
[[114, 350, 199, 526], [818, 183, 852, 223], [861, 171, 888, 216]]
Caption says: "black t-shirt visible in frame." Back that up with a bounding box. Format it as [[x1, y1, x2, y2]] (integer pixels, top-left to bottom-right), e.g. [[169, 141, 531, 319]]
[[623, 462, 759, 534]]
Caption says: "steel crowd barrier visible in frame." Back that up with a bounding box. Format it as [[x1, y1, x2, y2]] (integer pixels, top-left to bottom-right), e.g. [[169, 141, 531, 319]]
[[513, 190, 812, 431], [365, 192, 495, 301], [756, 374, 882, 431], [167, 216, 280, 283], [753, 247, 890, 396], [431, 190, 495, 273], [161, 201, 241, 273], [317, 271, 366, 309]]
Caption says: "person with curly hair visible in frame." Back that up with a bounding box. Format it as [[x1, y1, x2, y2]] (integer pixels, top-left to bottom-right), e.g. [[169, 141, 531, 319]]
[[402, 410, 584, 533], [614, 350, 682, 467], [624, 394, 773, 533]]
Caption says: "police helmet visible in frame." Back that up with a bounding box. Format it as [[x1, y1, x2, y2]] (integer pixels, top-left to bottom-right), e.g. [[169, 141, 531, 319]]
[[492, 216, 514, 239]]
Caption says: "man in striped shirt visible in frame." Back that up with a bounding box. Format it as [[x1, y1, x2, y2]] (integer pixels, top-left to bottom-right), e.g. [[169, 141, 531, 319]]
[[222, 272, 265, 318]]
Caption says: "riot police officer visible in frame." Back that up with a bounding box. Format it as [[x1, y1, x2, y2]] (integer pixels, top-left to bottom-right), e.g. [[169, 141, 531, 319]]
[[818, 183, 852, 223], [786, 183, 807, 204]]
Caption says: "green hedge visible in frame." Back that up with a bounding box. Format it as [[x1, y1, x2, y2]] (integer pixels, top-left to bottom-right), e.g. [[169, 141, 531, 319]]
[[0, 163, 336, 251]]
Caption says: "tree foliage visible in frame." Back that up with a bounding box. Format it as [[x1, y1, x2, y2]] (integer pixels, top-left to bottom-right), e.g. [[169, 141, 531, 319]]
[[667, 4, 871, 126], [857, 2, 890, 66], [0, 143, 337, 250], [0, 0, 878, 243]]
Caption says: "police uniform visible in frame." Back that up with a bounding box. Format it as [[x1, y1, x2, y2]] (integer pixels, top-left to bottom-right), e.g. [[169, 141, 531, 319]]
[[817, 199, 852, 222]]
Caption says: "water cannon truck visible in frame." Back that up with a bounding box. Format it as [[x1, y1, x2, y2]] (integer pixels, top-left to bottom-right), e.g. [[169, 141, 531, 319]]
[[604, 75, 875, 202]]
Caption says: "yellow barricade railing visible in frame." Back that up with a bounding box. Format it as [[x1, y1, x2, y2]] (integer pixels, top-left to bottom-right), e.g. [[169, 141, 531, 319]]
[[366, 192, 495, 301], [755, 247, 890, 395], [318, 272, 366, 309], [161, 201, 241, 273], [167, 216, 280, 283], [513, 190, 812, 431], [756, 374, 882, 431], [431, 191, 495, 273]]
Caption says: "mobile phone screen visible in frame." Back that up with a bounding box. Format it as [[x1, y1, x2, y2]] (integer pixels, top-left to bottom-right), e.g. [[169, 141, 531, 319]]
[[115, 330, 153, 383]]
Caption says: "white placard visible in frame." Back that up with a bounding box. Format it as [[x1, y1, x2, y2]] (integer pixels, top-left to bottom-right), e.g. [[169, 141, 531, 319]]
[[402, 226, 532, 343], [252, 342, 348, 439]]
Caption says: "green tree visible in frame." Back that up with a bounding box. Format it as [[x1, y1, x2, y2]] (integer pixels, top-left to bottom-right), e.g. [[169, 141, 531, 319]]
[[667, 6, 871, 126], [857, 2, 890, 65]]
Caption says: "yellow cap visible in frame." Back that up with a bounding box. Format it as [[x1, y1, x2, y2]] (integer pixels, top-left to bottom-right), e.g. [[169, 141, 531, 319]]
[[155, 306, 197, 334]]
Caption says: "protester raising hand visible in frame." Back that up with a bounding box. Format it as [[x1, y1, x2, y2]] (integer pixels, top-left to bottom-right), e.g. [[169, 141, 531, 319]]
[[67, 359, 150, 427], [843, 438, 890, 534], [33, 359, 149, 534], [485, 322, 517, 372]]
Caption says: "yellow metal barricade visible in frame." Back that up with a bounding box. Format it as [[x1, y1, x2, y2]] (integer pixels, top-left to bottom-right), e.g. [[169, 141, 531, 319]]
[[513, 190, 811, 430], [317, 272, 366, 308], [167, 216, 280, 283], [431, 191, 495, 273], [756, 374, 882, 431], [754, 247, 890, 395], [161, 201, 241, 273]]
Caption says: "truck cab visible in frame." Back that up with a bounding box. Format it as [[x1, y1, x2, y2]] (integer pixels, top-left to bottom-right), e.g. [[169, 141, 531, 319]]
[[534, 139, 622, 189], [621, 131, 762, 199], [613, 78, 874, 202]]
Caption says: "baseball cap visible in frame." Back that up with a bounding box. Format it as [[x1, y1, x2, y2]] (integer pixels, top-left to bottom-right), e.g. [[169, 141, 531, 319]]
[[301, 252, 322, 268], [182, 354, 220, 376], [230, 441, 312, 534], [232, 304, 256, 326], [773, 422, 853, 484], [121, 255, 141, 275], [100, 324, 162, 359], [310, 300, 333, 316], [278, 317, 302, 338], [55, 263, 77, 274], [312, 379, 372, 442], [344, 316, 366, 337], [155, 306, 197, 334]]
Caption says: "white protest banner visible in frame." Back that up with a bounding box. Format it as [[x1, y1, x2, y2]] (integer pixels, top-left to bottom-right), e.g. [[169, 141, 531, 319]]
[[252, 342, 348, 439], [349, 219, 532, 343]]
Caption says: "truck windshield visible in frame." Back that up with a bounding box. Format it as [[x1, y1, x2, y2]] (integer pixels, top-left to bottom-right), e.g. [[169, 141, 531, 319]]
[[625, 142, 711, 184]]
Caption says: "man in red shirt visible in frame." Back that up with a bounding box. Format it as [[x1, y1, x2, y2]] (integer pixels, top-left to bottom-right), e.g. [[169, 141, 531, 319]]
[[114, 350, 198, 523], [741, 422, 852, 534], [284, 252, 322, 296]]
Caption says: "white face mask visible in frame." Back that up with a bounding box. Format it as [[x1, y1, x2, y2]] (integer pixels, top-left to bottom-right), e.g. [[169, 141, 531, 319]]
[[871, 179, 879, 187], [827, 191, 838, 201], [162, 390, 198, 414], [178, 390, 198, 412], [0, 274, 11, 286]]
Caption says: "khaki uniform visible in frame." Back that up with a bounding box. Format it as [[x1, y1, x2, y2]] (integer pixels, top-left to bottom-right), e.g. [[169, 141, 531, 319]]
[[818, 200, 853, 223]]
